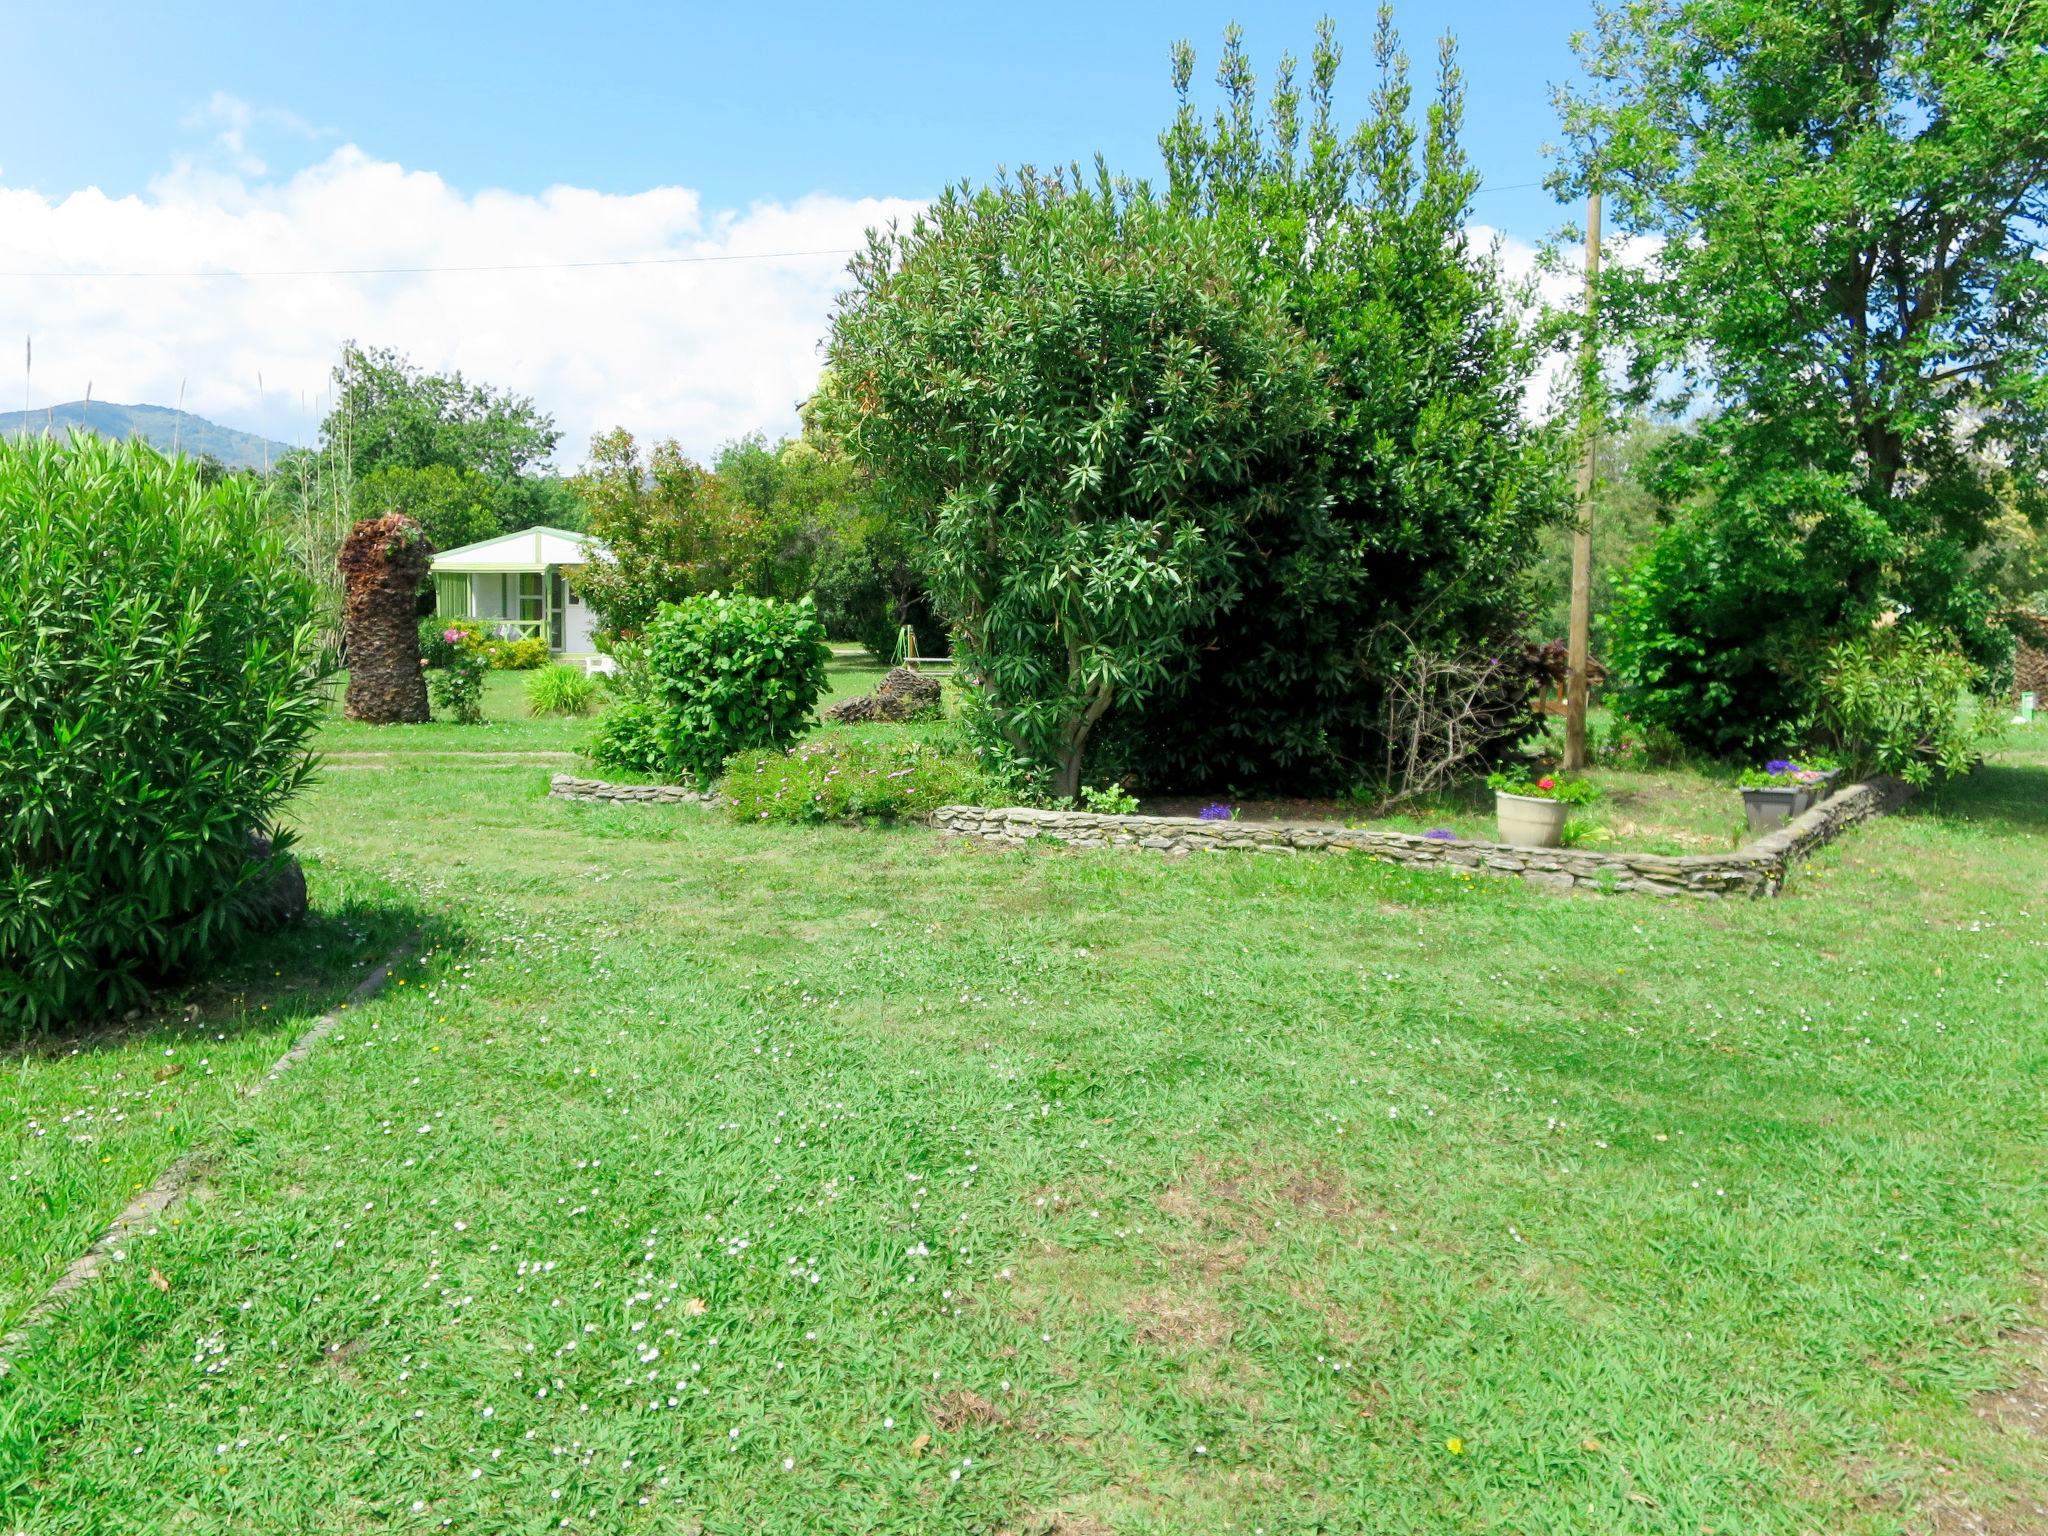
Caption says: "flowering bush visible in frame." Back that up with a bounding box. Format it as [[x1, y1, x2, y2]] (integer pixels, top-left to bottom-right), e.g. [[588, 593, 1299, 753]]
[[425, 625, 488, 723], [720, 737, 992, 825], [1486, 770, 1599, 806], [418, 618, 551, 671], [1197, 802, 1237, 821], [1737, 758, 1833, 789]]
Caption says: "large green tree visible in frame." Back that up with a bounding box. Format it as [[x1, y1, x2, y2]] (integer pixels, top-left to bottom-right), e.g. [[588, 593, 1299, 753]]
[[826, 169, 1327, 798], [319, 343, 578, 539], [1132, 13, 1566, 789], [1557, 0, 2048, 751], [570, 428, 765, 638]]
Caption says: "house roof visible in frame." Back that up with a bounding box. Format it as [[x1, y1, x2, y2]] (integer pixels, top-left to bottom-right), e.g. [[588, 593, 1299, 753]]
[[429, 526, 607, 572]]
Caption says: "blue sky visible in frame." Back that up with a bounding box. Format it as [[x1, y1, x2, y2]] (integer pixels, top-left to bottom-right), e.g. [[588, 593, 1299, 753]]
[[0, 1, 1595, 456]]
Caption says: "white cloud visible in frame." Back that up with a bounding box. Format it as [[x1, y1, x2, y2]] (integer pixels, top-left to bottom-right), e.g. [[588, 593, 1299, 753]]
[[0, 143, 923, 465]]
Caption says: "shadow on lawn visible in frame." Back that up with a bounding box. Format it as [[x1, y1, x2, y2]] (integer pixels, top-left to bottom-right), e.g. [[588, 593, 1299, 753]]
[[3, 891, 451, 1065], [1907, 750, 2048, 833]]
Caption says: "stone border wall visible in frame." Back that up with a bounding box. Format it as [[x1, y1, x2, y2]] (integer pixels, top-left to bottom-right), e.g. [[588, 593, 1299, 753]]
[[930, 779, 1911, 899], [545, 771, 1910, 899], [550, 774, 716, 806]]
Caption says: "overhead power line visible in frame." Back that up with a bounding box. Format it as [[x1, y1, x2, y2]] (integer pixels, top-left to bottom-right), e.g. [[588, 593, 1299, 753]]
[[0, 183, 1549, 282], [0, 246, 860, 281]]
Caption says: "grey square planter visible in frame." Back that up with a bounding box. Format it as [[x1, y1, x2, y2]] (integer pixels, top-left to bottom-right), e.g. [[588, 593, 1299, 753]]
[[1739, 784, 1810, 836]]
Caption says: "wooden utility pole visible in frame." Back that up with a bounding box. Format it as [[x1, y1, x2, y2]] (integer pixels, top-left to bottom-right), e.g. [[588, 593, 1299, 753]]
[[1563, 188, 1602, 772]]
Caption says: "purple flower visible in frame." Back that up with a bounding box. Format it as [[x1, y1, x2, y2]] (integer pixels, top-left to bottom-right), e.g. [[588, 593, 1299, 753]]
[[1197, 802, 1234, 821], [1423, 828, 1456, 841], [1764, 759, 1793, 774]]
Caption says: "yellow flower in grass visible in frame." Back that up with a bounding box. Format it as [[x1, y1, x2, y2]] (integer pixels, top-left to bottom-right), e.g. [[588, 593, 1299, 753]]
[[1445, 1436, 1465, 1455]]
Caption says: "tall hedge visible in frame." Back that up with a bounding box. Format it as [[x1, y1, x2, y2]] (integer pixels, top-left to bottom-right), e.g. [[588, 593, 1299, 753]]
[[0, 437, 325, 1036]]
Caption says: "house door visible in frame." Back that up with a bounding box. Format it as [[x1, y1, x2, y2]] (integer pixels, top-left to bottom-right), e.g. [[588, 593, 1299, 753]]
[[562, 576, 597, 654]]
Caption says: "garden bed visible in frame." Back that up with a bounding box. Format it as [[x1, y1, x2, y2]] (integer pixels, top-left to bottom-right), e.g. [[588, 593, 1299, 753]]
[[934, 777, 1912, 898]]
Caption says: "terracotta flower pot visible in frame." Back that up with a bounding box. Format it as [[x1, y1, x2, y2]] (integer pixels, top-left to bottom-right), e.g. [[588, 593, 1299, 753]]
[[1495, 791, 1568, 848]]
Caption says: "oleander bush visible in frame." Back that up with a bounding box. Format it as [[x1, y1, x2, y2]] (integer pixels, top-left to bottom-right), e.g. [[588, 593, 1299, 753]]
[[0, 437, 324, 1036], [588, 592, 829, 785], [1812, 621, 1995, 785], [721, 736, 992, 825]]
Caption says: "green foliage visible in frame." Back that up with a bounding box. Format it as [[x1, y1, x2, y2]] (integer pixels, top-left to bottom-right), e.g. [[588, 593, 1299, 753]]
[[720, 735, 991, 825], [0, 437, 324, 1036], [1533, 414, 1680, 645], [808, 519, 945, 662], [1138, 16, 1567, 787], [571, 429, 765, 638], [1078, 784, 1141, 815], [1558, 0, 2046, 748], [587, 593, 830, 785], [322, 344, 564, 527], [424, 624, 489, 724], [487, 635, 550, 670], [1486, 770, 1599, 805], [1606, 497, 1828, 755], [524, 664, 599, 718], [355, 463, 500, 558], [1811, 622, 1994, 785], [417, 618, 551, 672], [826, 166, 1327, 800]]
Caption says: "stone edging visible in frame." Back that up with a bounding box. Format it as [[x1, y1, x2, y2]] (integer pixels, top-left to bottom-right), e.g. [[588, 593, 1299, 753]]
[[0, 931, 420, 1378], [550, 774, 716, 806], [930, 779, 1912, 899]]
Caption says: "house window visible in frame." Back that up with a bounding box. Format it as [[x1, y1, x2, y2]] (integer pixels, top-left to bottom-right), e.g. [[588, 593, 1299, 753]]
[[518, 572, 544, 624]]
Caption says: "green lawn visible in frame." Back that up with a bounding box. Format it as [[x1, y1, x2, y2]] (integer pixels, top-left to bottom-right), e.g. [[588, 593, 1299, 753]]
[[2, 694, 2045, 1532]]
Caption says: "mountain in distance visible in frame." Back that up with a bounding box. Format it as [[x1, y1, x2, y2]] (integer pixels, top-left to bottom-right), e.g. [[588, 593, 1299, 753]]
[[0, 400, 296, 470]]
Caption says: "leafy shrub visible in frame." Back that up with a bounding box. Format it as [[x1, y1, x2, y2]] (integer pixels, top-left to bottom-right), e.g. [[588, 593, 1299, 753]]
[[488, 635, 550, 670], [588, 592, 829, 785], [0, 437, 324, 1036], [1811, 621, 1993, 785], [825, 169, 1327, 800], [721, 736, 991, 825], [418, 618, 549, 671], [526, 663, 599, 717], [425, 625, 489, 723], [1079, 784, 1140, 814]]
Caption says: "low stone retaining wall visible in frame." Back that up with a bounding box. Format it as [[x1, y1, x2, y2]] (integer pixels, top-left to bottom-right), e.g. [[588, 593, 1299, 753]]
[[930, 779, 1910, 899], [550, 774, 715, 806]]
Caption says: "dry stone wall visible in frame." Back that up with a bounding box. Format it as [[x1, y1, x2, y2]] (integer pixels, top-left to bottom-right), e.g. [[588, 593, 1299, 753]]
[[543, 770, 1910, 899], [550, 774, 716, 806], [930, 779, 1910, 899]]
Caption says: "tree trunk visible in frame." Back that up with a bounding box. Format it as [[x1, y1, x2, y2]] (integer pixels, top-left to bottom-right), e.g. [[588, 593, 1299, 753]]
[[339, 513, 433, 724]]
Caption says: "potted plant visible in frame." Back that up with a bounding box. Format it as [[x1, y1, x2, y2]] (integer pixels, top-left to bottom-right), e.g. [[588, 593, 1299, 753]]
[[1794, 753, 1842, 802], [1736, 760, 1817, 833], [1487, 771, 1598, 848]]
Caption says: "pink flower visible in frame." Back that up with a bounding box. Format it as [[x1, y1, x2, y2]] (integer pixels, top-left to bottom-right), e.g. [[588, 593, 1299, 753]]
[[1537, 776, 1556, 791], [442, 628, 463, 644]]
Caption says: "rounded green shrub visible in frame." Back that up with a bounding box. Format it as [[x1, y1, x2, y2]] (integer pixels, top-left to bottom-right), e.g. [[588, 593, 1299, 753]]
[[588, 592, 829, 785], [0, 437, 325, 1036]]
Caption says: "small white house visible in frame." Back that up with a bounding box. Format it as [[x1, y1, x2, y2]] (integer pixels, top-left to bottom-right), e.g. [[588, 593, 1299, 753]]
[[429, 526, 608, 658]]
